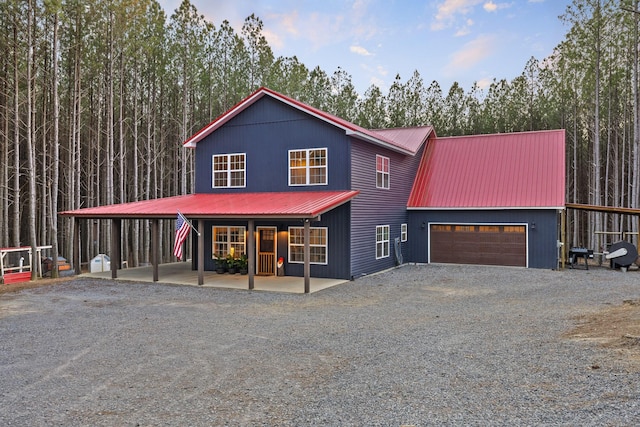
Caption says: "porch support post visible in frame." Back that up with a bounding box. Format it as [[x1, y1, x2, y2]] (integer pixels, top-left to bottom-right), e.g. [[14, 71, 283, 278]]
[[248, 219, 255, 290], [73, 217, 81, 275], [151, 219, 159, 282], [111, 218, 121, 279], [304, 218, 310, 293], [560, 209, 566, 270], [198, 219, 204, 286]]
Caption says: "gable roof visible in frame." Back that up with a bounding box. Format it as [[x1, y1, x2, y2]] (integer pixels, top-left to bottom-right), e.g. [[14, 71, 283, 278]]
[[371, 126, 436, 155], [407, 130, 565, 209], [60, 191, 359, 220], [183, 87, 433, 156]]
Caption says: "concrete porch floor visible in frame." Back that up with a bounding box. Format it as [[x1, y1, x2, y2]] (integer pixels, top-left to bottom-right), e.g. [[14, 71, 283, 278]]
[[81, 262, 349, 294]]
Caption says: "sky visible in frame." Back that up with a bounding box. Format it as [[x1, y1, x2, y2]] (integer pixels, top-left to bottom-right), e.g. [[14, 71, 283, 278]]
[[157, 0, 572, 95]]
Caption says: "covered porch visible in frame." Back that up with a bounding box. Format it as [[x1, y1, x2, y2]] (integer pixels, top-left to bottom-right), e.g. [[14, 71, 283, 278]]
[[83, 261, 347, 294], [60, 191, 358, 293]]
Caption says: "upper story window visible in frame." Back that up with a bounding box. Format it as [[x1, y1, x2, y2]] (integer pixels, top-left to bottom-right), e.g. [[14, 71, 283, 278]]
[[213, 153, 245, 188], [376, 155, 390, 189], [289, 148, 327, 186]]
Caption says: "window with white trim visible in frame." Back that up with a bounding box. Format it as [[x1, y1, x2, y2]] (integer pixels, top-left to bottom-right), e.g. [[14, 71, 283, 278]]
[[401, 223, 408, 242], [376, 225, 390, 259], [212, 226, 246, 258], [288, 227, 328, 264], [213, 153, 246, 188], [289, 148, 327, 186], [376, 155, 390, 189]]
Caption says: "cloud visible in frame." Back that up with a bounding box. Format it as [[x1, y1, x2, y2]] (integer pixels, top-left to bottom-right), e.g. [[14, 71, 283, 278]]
[[261, 28, 284, 50], [483, 1, 512, 12], [431, 0, 483, 31], [351, 45, 373, 56], [475, 77, 493, 89], [443, 34, 496, 75], [484, 2, 497, 12], [267, 5, 378, 53], [369, 76, 386, 90], [277, 10, 300, 37], [455, 18, 474, 36]]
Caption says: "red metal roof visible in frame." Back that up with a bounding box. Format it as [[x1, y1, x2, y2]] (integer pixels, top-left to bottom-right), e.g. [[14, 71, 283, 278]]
[[183, 87, 429, 155], [407, 130, 566, 209], [371, 126, 435, 154], [60, 191, 359, 219]]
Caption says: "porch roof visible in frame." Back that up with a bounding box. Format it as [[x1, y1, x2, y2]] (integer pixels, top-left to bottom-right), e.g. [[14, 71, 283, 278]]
[[59, 191, 359, 220]]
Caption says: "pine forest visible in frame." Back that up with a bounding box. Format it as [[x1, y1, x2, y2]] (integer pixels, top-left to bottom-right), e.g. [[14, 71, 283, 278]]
[[1, 0, 639, 274]]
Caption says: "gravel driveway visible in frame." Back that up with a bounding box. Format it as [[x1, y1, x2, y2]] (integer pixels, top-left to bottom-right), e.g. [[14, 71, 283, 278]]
[[1, 264, 640, 426]]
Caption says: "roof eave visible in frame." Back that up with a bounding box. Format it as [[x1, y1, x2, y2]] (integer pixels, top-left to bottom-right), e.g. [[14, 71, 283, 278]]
[[407, 205, 566, 211], [345, 130, 415, 155]]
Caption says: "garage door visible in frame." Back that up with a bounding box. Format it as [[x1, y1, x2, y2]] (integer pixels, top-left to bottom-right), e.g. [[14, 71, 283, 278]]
[[430, 224, 527, 267]]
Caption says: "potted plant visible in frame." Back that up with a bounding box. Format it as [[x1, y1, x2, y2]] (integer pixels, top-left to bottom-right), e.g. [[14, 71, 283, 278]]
[[215, 255, 227, 274], [227, 254, 237, 274], [237, 254, 248, 275]]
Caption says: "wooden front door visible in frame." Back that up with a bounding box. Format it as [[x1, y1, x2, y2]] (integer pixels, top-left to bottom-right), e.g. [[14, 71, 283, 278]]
[[257, 227, 277, 275]]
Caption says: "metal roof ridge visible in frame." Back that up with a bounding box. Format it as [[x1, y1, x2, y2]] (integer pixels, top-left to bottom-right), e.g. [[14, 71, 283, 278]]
[[436, 129, 565, 140], [182, 87, 430, 155]]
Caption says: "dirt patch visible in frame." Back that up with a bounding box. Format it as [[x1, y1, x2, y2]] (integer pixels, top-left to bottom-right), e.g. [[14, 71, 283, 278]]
[[0, 276, 75, 295], [566, 299, 640, 367]]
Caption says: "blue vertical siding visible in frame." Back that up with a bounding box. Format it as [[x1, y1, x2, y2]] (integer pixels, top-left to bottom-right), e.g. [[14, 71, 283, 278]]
[[407, 209, 561, 269], [283, 203, 351, 280], [191, 205, 351, 279], [349, 139, 425, 277], [195, 97, 351, 193]]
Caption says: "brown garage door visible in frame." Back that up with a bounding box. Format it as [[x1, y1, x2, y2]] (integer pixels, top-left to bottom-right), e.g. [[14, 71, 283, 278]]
[[430, 224, 527, 267]]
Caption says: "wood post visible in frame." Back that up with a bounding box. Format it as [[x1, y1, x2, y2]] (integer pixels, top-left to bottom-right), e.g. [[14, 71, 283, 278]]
[[73, 217, 81, 275], [304, 219, 310, 293], [198, 219, 204, 286], [111, 219, 121, 279], [151, 219, 159, 282], [248, 219, 255, 290]]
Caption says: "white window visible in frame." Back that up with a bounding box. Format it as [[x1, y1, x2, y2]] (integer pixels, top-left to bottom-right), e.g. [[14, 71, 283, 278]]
[[213, 153, 245, 188], [376, 155, 389, 189], [401, 223, 408, 242], [289, 148, 327, 186], [288, 227, 328, 264], [212, 226, 246, 258], [376, 225, 390, 259]]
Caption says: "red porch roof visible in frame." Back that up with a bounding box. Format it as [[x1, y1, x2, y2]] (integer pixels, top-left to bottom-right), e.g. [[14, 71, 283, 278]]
[[183, 87, 431, 156], [408, 130, 565, 209], [60, 191, 359, 219]]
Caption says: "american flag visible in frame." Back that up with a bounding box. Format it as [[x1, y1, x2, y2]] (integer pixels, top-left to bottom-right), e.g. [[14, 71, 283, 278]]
[[173, 212, 191, 259]]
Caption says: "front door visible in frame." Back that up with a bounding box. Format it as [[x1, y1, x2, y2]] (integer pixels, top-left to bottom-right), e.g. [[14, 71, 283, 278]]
[[257, 227, 277, 275]]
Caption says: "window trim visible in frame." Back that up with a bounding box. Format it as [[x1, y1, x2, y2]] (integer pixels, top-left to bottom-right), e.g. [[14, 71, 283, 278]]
[[287, 226, 328, 265], [288, 147, 328, 186], [401, 223, 408, 242], [376, 154, 390, 189], [212, 226, 246, 258], [212, 153, 246, 188], [376, 225, 390, 259]]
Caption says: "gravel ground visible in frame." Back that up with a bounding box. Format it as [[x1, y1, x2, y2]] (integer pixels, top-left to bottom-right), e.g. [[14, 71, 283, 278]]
[[1, 264, 640, 426]]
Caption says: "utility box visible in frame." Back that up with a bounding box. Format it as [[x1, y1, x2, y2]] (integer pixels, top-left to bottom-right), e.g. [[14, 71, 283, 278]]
[[90, 254, 111, 273]]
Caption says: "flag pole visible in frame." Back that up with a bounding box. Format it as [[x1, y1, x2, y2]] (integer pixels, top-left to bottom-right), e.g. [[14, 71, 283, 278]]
[[177, 210, 201, 236]]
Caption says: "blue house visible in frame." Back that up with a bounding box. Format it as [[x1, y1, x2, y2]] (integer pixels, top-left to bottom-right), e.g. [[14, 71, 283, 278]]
[[183, 87, 434, 281], [62, 88, 565, 290]]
